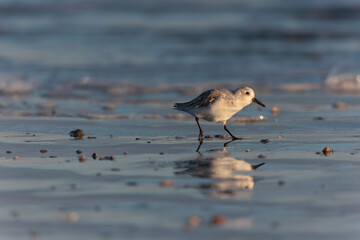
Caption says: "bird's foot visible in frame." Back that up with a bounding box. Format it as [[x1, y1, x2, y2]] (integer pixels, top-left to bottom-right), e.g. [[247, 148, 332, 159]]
[[196, 140, 203, 152], [231, 136, 243, 141]]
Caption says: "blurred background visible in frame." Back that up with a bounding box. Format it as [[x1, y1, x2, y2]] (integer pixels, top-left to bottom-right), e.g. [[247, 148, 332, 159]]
[[0, 0, 359, 116]]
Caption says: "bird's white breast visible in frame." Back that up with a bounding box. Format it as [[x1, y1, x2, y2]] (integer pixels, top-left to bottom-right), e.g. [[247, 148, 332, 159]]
[[189, 97, 243, 123], [210, 98, 244, 122]]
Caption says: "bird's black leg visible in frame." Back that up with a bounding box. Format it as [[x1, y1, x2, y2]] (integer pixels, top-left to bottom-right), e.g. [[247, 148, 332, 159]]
[[195, 140, 203, 152], [224, 123, 243, 140], [195, 117, 204, 141]]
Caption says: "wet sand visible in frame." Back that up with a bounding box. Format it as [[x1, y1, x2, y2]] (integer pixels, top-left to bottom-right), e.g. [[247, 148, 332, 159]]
[[1, 0, 360, 239], [1, 90, 360, 240]]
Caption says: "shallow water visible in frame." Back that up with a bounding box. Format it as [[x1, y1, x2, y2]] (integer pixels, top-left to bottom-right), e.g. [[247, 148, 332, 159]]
[[1, 0, 360, 240]]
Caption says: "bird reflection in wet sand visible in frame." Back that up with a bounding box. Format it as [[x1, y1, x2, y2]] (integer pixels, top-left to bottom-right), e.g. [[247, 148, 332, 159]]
[[175, 145, 264, 198], [196, 138, 237, 152]]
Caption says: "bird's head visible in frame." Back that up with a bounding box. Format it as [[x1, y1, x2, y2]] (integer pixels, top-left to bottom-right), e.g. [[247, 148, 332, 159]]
[[235, 87, 266, 108]]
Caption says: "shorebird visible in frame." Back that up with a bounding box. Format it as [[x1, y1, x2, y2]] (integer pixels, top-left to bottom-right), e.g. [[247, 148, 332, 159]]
[[173, 87, 265, 140]]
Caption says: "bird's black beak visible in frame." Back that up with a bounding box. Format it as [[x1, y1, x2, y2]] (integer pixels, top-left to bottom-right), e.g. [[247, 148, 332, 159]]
[[253, 98, 266, 107]]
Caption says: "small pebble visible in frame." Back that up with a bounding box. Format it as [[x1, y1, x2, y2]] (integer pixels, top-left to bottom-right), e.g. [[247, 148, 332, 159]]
[[322, 146, 333, 156], [6, 151, 12, 154], [102, 105, 116, 111], [159, 180, 175, 187], [175, 136, 184, 140], [49, 156, 57, 158], [76, 150, 82, 154], [271, 106, 280, 115], [135, 138, 140, 140], [98, 155, 115, 161], [87, 136, 96, 139], [351, 152, 356, 155], [69, 129, 85, 139], [70, 183, 79, 189], [260, 139, 270, 144], [123, 152, 128, 155], [13, 156, 19, 160], [126, 181, 138, 186], [147, 141, 151, 144], [316, 152, 321, 155], [258, 154, 266, 159], [78, 155, 86, 162], [245, 149, 250, 152], [210, 215, 227, 226], [40, 149, 47, 153], [96, 172, 102, 177], [314, 117, 324, 120], [92, 153, 98, 159], [159, 152, 164, 155], [214, 134, 227, 139], [204, 135, 213, 140], [278, 180, 285, 186], [322, 146, 331, 153], [185, 216, 202, 229], [278, 135, 283, 139]]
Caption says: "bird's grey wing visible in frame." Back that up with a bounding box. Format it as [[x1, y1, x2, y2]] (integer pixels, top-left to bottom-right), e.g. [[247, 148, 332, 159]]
[[174, 89, 221, 109]]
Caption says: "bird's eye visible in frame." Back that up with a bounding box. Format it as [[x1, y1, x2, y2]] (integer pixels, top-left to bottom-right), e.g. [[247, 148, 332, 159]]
[[245, 92, 250, 95]]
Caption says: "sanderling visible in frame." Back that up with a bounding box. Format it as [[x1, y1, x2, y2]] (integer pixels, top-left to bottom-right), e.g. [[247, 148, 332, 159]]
[[173, 87, 265, 140]]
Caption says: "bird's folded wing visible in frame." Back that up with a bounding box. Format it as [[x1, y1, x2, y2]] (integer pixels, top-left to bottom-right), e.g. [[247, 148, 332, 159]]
[[192, 89, 221, 108], [175, 89, 221, 109]]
